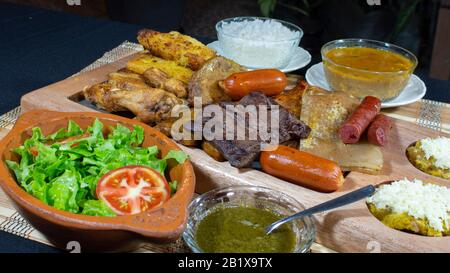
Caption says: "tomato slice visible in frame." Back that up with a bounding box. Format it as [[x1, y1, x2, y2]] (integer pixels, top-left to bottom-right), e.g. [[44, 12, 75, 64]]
[[96, 166, 171, 215]]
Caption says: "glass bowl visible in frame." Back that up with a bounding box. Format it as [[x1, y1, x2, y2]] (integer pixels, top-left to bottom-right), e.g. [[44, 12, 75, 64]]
[[321, 39, 418, 101], [216, 17, 303, 69], [182, 185, 316, 253]]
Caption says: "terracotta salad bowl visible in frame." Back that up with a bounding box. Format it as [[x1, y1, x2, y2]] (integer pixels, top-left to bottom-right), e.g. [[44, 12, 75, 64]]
[[0, 110, 195, 252]]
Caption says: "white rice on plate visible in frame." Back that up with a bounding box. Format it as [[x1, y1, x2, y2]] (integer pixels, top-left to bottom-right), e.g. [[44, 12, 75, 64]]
[[217, 18, 302, 68]]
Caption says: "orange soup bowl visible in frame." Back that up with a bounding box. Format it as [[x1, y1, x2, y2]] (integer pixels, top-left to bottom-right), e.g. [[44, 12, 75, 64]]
[[321, 39, 418, 101], [0, 110, 195, 252]]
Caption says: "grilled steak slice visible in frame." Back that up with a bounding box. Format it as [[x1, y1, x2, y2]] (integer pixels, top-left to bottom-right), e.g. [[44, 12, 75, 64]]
[[211, 140, 262, 168], [202, 92, 310, 168]]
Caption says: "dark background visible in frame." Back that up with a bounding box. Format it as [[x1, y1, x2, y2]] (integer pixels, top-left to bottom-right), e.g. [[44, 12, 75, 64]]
[[0, 0, 449, 252]]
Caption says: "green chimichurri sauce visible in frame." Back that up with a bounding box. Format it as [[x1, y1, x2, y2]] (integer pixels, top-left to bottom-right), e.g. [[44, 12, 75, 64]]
[[195, 206, 297, 253]]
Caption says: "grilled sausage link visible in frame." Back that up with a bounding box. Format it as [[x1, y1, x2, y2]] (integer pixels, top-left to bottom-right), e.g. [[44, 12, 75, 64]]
[[260, 146, 345, 192], [339, 96, 381, 144], [222, 69, 287, 100], [367, 114, 393, 146]]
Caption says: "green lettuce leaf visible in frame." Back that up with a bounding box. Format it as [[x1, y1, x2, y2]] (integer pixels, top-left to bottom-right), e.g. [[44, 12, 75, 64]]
[[48, 120, 84, 141], [81, 200, 116, 217], [47, 169, 79, 213], [164, 150, 188, 164], [6, 119, 187, 216]]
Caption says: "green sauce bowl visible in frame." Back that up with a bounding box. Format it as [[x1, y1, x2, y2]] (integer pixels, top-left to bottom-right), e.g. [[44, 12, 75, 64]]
[[183, 185, 316, 253]]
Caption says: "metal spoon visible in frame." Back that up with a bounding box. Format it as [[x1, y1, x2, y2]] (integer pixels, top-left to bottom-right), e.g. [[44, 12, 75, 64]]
[[265, 185, 376, 235]]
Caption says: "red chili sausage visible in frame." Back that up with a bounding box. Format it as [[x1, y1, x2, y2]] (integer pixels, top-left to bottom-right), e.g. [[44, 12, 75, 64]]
[[339, 96, 381, 144], [367, 114, 393, 146]]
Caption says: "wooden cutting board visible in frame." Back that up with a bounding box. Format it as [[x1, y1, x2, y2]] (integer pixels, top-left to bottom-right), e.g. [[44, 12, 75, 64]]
[[20, 53, 450, 253]]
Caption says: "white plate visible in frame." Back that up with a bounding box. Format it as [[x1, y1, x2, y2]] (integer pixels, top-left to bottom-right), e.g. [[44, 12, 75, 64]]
[[305, 62, 427, 108], [207, 40, 311, 73]]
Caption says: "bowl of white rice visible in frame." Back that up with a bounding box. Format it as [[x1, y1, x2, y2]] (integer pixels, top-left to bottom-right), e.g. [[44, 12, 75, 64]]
[[216, 17, 303, 69]]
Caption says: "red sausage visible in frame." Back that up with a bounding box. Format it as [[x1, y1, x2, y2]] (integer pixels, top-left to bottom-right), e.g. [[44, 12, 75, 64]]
[[339, 96, 381, 144], [367, 114, 393, 146]]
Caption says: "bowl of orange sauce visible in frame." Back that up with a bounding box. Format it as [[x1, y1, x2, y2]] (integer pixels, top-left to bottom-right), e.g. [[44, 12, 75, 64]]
[[321, 39, 418, 101]]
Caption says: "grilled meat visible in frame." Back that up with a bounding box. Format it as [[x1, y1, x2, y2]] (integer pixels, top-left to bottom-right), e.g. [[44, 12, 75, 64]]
[[143, 68, 187, 98], [188, 56, 246, 105], [198, 92, 310, 168], [108, 88, 186, 124], [84, 69, 186, 124], [107, 70, 149, 91], [83, 82, 126, 112], [137, 29, 216, 71]]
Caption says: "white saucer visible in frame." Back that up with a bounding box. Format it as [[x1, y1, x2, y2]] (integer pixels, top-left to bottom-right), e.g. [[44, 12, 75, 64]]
[[305, 62, 427, 108], [207, 40, 311, 73]]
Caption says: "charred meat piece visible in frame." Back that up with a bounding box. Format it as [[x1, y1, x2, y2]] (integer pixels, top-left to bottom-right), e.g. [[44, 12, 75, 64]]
[[137, 29, 216, 71], [143, 68, 188, 98], [188, 56, 246, 105], [210, 140, 261, 168], [200, 92, 310, 168]]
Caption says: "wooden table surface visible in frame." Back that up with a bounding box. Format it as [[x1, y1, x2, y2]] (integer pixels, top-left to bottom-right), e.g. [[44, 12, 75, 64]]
[[0, 42, 448, 253]]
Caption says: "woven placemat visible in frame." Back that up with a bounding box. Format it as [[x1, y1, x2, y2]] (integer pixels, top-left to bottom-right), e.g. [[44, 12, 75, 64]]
[[0, 41, 448, 253]]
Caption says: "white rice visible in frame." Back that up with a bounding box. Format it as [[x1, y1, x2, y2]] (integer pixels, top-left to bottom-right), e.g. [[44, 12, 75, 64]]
[[218, 18, 302, 68], [220, 19, 300, 41]]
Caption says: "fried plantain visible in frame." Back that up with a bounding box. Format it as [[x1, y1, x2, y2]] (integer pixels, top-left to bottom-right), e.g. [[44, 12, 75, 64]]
[[127, 53, 193, 84]]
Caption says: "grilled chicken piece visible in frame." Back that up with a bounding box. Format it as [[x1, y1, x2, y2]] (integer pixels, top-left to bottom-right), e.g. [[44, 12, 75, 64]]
[[137, 29, 216, 71], [83, 82, 126, 112], [274, 80, 307, 119], [84, 69, 187, 124], [109, 88, 186, 124], [188, 56, 246, 105], [143, 68, 187, 98], [127, 53, 193, 84], [108, 70, 149, 91]]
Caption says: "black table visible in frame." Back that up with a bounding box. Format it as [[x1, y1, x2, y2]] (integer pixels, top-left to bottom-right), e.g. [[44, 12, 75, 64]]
[[0, 2, 449, 253], [0, 3, 142, 114]]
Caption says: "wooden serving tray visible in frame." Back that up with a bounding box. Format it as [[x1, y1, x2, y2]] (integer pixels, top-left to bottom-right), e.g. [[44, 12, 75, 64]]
[[21, 53, 450, 253]]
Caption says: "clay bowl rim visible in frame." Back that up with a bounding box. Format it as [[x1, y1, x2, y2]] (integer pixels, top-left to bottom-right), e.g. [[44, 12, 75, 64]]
[[0, 109, 195, 239]]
